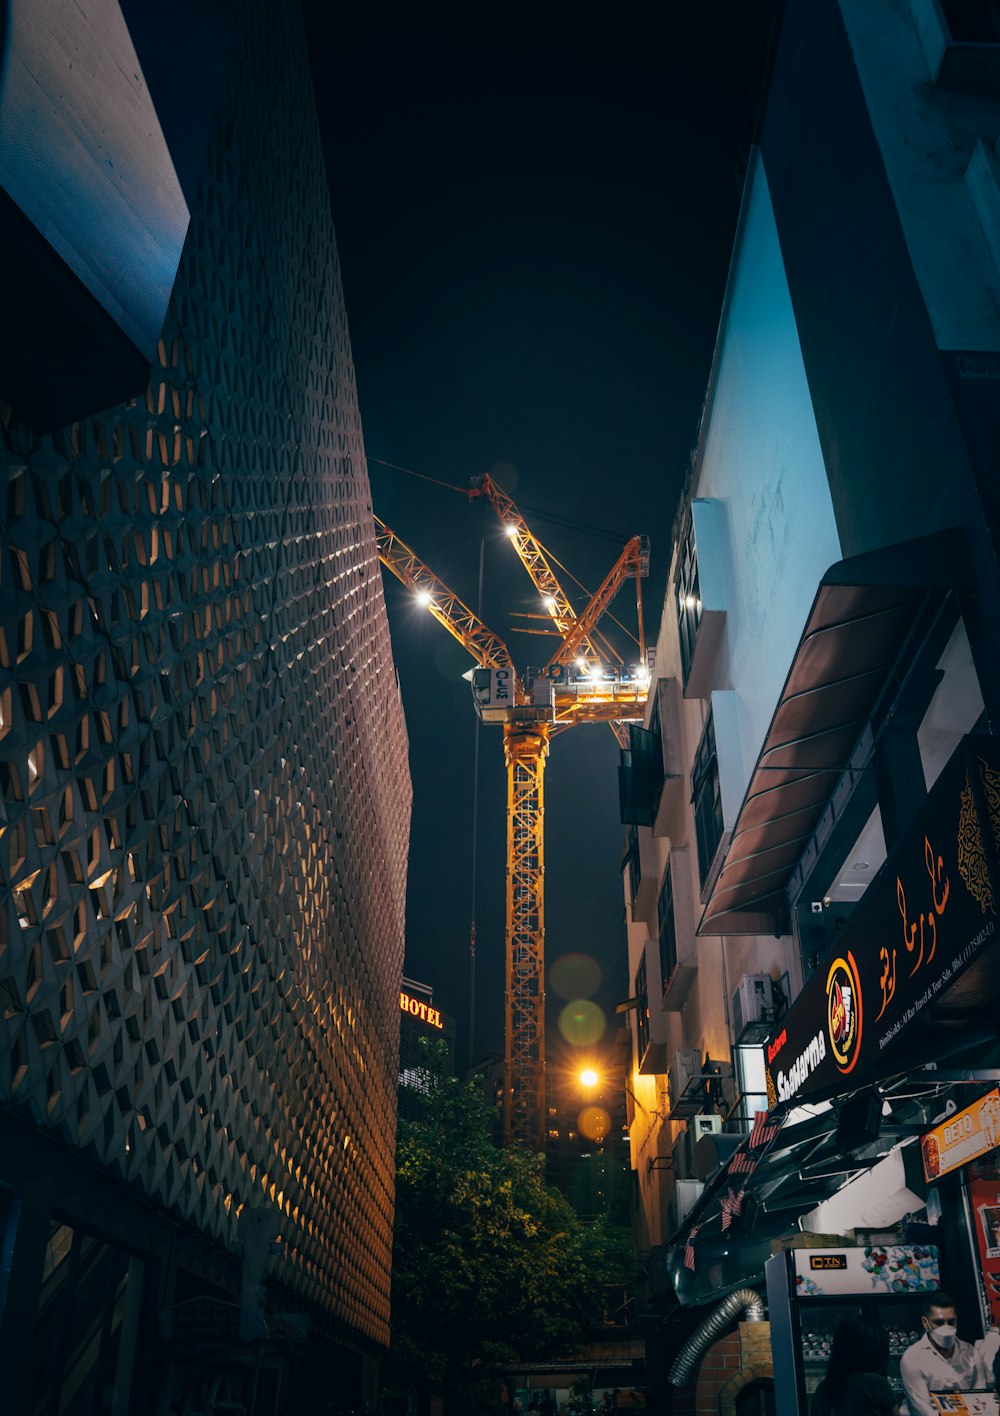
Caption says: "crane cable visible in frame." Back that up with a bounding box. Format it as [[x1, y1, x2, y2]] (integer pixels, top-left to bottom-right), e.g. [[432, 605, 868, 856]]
[[467, 500, 485, 1077], [367, 456, 630, 544]]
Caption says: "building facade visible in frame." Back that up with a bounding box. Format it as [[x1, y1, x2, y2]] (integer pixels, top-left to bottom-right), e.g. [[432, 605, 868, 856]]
[[398, 976, 456, 1121], [0, 3, 411, 1412], [619, 1, 1000, 1406]]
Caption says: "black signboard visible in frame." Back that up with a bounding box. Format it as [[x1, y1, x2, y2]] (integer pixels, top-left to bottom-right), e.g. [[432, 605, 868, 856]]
[[764, 735, 1000, 1106]]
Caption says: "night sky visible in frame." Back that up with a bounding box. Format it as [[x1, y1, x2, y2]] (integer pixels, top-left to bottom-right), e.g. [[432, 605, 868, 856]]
[[301, 7, 775, 1072]]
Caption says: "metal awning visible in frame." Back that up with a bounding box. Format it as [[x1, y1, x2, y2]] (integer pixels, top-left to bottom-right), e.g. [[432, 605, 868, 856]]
[[699, 527, 975, 935], [666, 1027, 1000, 1309]]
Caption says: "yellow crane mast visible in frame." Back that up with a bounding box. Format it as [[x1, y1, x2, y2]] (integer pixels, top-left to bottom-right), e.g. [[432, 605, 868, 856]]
[[374, 490, 649, 1149]]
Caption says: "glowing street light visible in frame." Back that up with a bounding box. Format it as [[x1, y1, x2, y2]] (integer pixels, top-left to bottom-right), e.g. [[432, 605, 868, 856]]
[[579, 1068, 599, 1089]]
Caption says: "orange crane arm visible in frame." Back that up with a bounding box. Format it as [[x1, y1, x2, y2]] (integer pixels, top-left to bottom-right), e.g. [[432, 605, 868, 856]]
[[544, 534, 650, 673], [374, 516, 525, 695], [469, 473, 601, 659]]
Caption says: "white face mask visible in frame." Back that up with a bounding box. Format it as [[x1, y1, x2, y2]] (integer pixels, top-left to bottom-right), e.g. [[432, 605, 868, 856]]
[[931, 1325, 957, 1349]]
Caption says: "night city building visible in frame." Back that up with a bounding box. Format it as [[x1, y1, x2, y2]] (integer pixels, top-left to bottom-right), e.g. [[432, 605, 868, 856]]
[[0, 2, 411, 1412], [397, 976, 456, 1121], [617, 2, 1000, 1410]]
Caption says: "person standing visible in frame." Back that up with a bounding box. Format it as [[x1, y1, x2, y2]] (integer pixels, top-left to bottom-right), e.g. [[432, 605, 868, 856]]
[[811, 1318, 890, 1416], [899, 1292, 979, 1416]]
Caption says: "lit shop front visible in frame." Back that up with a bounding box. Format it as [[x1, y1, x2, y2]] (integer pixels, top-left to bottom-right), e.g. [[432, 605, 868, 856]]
[[764, 735, 1000, 1114], [760, 735, 1000, 1416]]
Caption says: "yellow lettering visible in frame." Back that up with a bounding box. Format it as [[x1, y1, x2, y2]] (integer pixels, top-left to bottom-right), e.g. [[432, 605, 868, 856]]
[[898, 876, 923, 975], [925, 835, 950, 915]]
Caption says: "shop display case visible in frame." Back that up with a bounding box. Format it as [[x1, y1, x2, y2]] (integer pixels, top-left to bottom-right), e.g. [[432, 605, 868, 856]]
[[766, 1245, 941, 1416]]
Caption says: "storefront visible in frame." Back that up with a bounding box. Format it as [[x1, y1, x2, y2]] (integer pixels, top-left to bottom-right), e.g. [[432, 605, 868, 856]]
[[664, 735, 1000, 1415]]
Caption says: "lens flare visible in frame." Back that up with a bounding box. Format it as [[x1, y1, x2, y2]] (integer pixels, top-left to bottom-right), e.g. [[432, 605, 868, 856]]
[[578, 1105, 611, 1142], [549, 953, 603, 1001], [558, 999, 606, 1047]]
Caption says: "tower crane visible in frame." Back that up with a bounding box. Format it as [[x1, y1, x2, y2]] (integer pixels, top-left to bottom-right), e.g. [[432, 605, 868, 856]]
[[374, 477, 650, 1148]]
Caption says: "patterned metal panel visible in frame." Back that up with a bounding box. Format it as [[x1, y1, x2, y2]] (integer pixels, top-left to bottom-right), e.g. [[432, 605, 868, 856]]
[[0, 0, 410, 1351]]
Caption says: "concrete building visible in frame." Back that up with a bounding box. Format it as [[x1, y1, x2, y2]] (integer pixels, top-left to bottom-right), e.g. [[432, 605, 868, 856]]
[[0, 2, 411, 1412], [618, 2, 1000, 1406]]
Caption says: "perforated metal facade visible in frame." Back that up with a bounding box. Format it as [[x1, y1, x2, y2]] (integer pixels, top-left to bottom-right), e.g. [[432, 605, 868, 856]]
[[0, 0, 410, 1356]]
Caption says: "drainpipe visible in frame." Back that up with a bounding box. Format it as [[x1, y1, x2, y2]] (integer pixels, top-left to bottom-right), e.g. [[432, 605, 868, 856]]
[[668, 1288, 766, 1387]]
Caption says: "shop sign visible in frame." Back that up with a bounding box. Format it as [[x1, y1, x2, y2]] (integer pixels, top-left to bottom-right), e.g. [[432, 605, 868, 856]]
[[764, 736, 1000, 1106], [791, 1243, 939, 1297], [920, 1089, 1000, 1183], [400, 992, 444, 1029]]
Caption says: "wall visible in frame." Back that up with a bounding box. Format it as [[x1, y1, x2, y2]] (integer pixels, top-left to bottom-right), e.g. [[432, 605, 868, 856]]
[[0, 0, 410, 1384], [841, 0, 1000, 355], [693, 152, 841, 816]]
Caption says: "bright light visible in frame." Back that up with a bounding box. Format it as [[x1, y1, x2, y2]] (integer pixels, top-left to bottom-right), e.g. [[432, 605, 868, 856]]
[[576, 658, 589, 676], [415, 589, 433, 608], [635, 664, 650, 684], [544, 597, 557, 614], [684, 594, 700, 611], [579, 1068, 599, 1089], [504, 522, 518, 539]]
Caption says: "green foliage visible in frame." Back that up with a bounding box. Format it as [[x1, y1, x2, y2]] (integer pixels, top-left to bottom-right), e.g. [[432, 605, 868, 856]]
[[388, 1043, 629, 1415]]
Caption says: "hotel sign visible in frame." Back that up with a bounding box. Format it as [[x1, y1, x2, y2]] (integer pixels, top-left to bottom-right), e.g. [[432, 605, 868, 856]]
[[921, 1088, 1000, 1183], [400, 992, 444, 1029], [765, 736, 1000, 1106]]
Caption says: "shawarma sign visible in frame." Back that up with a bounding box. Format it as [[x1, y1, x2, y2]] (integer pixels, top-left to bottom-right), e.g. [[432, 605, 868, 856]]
[[764, 735, 1000, 1107]]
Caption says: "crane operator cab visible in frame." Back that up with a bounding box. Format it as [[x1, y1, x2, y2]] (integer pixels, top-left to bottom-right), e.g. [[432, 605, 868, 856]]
[[470, 667, 555, 725]]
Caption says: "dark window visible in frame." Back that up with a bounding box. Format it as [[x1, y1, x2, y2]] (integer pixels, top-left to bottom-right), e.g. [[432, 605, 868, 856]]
[[692, 711, 724, 887], [676, 516, 702, 687], [940, 0, 1000, 41], [657, 861, 677, 993], [24, 1219, 145, 1416], [624, 825, 641, 907], [618, 723, 664, 828], [634, 955, 650, 1061]]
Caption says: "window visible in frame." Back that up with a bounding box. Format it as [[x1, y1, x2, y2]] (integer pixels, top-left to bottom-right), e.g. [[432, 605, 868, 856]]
[[692, 710, 724, 886], [624, 825, 641, 907], [676, 516, 702, 686], [617, 723, 664, 828], [940, 0, 1000, 40], [734, 1040, 770, 1128], [657, 861, 677, 995], [24, 1220, 145, 1416], [634, 955, 650, 1062]]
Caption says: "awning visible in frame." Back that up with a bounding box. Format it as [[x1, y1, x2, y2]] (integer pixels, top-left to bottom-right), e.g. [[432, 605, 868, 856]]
[[699, 527, 976, 935], [666, 1048, 1000, 1308]]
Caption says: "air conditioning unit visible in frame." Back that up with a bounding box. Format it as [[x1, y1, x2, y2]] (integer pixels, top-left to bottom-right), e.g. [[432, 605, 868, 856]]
[[666, 1178, 704, 1236], [689, 1112, 724, 1142], [667, 1048, 702, 1115], [675, 1112, 723, 1179], [732, 973, 775, 1040]]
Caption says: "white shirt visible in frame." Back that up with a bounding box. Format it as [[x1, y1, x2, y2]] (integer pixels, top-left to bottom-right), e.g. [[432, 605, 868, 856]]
[[900, 1333, 981, 1416]]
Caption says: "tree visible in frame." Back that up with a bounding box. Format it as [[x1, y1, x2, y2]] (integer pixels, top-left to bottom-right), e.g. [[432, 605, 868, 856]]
[[387, 1043, 629, 1416]]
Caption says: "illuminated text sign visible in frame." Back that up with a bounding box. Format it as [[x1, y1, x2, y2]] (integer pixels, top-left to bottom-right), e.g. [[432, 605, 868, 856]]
[[400, 992, 444, 1029]]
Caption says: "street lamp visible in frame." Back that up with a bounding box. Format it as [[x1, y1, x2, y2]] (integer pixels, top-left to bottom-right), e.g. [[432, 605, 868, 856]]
[[579, 1067, 669, 1122]]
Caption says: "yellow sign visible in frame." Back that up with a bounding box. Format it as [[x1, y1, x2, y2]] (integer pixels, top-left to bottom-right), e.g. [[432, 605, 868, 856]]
[[810, 1255, 848, 1271], [400, 992, 443, 1029], [921, 1087, 1000, 1183]]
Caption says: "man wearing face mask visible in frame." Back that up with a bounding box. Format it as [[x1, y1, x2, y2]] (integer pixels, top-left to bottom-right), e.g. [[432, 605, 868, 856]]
[[900, 1292, 980, 1416]]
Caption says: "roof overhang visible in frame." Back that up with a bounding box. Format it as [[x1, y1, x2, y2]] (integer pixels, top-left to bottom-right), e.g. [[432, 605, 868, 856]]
[[699, 527, 976, 936]]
